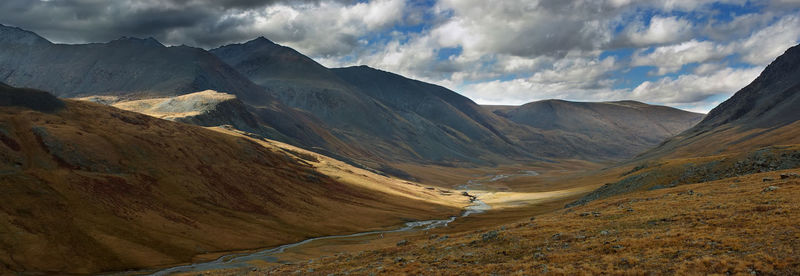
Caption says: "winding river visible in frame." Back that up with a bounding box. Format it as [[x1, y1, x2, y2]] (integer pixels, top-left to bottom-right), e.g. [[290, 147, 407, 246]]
[[142, 172, 535, 275]]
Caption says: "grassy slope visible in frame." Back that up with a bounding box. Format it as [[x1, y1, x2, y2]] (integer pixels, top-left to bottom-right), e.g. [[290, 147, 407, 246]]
[[565, 122, 800, 207], [260, 169, 800, 275], [0, 98, 465, 274]]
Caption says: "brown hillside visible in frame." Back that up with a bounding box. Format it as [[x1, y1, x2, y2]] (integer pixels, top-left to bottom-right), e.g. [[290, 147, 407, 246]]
[[261, 169, 800, 275], [0, 85, 464, 274]]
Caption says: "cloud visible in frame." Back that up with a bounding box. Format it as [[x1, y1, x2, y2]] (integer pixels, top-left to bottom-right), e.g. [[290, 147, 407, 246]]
[[456, 56, 622, 105], [1, 0, 799, 113], [429, 0, 622, 58], [630, 66, 763, 105], [734, 14, 800, 65], [623, 16, 695, 46], [0, 0, 400, 56], [631, 40, 731, 75]]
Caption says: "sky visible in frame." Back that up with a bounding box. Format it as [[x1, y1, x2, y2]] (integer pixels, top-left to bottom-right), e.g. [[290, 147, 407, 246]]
[[2, 0, 800, 112]]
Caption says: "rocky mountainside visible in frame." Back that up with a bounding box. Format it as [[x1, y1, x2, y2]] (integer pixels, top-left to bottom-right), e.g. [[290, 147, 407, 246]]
[[691, 44, 800, 131], [0, 84, 463, 274], [211, 37, 705, 164], [641, 43, 800, 159], [487, 100, 705, 158], [213, 39, 531, 165], [1, 24, 707, 168]]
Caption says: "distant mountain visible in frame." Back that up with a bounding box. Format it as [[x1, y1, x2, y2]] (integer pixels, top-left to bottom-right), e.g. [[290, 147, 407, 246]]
[[211, 37, 712, 164], [331, 66, 532, 162], [210, 37, 351, 91], [0, 24, 266, 102], [0, 84, 463, 274], [213, 39, 532, 165], [0, 24, 710, 168], [0, 24, 362, 160], [487, 100, 705, 158]]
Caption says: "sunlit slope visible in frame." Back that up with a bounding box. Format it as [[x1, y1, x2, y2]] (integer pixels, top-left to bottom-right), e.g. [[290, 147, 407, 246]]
[[0, 85, 464, 274]]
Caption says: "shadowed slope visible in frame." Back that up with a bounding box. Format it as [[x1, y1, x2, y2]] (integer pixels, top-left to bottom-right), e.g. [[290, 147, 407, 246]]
[[0, 24, 264, 102], [0, 82, 63, 112], [213, 39, 532, 165], [0, 24, 364, 162]]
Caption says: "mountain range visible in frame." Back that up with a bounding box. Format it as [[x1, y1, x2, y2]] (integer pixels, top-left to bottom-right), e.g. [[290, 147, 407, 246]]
[[0, 24, 705, 174], [2, 22, 800, 275], [488, 100, 704, 159]]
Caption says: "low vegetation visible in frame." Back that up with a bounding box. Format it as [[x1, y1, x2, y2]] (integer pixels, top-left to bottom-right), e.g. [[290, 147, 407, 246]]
[[246, 170, 800, 275]]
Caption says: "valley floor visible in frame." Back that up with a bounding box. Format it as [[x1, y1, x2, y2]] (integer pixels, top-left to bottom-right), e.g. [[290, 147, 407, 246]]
[[190, 169, 799, 275]]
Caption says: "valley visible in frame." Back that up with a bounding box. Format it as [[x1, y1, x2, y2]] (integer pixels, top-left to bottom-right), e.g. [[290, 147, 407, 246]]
[[1, 7, 800, 274], [134, 163, 601, 275]]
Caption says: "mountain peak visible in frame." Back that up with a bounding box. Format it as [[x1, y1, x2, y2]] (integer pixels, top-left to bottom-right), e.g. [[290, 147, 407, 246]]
[[249, 36, 276, 45], [109, 36, 164, 47], [0, 24, 52, 46], [752, 43, 800, 85]]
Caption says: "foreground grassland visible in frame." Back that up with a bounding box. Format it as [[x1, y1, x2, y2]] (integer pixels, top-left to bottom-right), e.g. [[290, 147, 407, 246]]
[[208, 169, 799, 275]]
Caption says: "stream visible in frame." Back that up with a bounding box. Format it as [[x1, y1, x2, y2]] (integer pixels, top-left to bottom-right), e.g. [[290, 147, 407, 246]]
[[142, 171, 535, 275]]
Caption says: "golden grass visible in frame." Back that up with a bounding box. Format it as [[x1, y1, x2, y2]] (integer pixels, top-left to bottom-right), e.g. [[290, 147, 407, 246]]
[[110, 90, 237, 120], [236, 169, 800, 275], [210, 126, 468, 209], [0, 100, 466, 274], [654, 121, 800, 159]]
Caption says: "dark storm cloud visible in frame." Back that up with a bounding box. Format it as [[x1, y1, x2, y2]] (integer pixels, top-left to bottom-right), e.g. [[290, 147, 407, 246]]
[[0, 0, 354, 48]]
